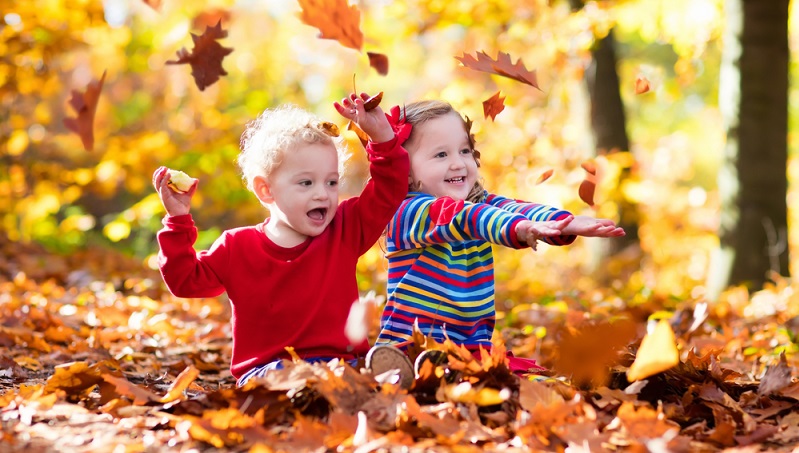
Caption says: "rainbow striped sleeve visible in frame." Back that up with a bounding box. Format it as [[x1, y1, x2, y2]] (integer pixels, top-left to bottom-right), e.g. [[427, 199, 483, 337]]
[[387, 193, 529, 252], [484, 193, 575, 246]]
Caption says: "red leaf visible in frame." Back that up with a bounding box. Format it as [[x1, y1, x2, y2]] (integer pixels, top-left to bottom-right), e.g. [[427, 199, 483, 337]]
[[455, 51, 540, 90], [635, 75, 650, 94], [297, 0, 363, 52], [482, 91, 506, 121], [363, 91, 383, 111], [367, 52, 389, 76], [63, 70, 106, 151], [166, 20, 233, 91], [579, 179, 595, 207], [536, 169, 554, 185]]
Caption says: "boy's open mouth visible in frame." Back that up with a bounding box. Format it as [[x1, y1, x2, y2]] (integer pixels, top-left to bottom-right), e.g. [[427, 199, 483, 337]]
[[308, 208, 327, 220], [446, 177, 465, 183]]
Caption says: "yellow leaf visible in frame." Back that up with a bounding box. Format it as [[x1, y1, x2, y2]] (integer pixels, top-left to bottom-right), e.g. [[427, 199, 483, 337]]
[[627, 320, 679, 382]]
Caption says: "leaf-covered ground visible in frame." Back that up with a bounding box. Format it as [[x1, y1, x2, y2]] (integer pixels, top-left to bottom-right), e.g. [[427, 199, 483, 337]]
[[2, 235, 799, 452]]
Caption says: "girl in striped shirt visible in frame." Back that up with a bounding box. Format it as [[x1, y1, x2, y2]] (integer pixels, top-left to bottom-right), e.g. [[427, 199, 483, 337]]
[[377, 100, 625, 374]]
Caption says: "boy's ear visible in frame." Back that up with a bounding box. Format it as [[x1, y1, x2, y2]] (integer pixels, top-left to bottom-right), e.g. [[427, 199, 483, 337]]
[[253, 176, 274, 204]]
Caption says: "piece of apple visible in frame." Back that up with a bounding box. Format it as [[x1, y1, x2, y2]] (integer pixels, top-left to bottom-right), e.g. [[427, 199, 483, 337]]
[[168, 170, 194, 193]]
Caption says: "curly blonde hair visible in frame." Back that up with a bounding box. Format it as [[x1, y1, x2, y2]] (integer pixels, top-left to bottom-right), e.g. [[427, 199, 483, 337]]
[[237, 104, 349, 192], [401, 100, 485, 203]]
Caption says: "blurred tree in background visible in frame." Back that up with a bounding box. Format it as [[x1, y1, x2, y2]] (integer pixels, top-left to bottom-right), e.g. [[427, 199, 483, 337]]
[[2, 0, 798, 306]]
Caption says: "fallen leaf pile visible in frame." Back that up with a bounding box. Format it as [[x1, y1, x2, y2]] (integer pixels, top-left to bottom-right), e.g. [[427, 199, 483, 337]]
[[2, 230, 799, 451]]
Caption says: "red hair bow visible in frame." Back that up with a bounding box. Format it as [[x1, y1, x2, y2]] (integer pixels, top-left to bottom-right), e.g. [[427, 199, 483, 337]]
[[385, 105, 412, 146]]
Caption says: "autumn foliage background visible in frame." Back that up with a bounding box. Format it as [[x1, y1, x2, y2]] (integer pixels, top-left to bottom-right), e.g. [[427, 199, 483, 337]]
[[5, 0, 799, 451]]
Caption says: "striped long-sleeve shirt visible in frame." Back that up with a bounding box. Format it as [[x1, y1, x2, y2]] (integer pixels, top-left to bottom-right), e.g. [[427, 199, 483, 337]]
[[376, 191, 574, 350]]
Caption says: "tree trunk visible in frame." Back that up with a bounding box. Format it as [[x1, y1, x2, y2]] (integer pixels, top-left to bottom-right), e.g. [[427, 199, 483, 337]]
[[710, 0, 789, 297]]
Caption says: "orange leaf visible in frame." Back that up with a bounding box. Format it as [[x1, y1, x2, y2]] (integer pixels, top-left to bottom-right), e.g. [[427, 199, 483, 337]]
[[297, 0, 363, 52], [581, 159, 597, 175], [142, 0, 161, 10], [482, 91, 506, 121], [102, 374, 161, 405], [158, 365, 200, 403], [166, 20, 233, 91], [635, 75, 650, 94], [63, 70, 106, 151], [536, 169, 554, 185], [347, 120, 368, 147], [367, 52, 389, 76], [626, 320, 680, 382], [455, 51, 540, 89], [578, 179, 595, 207], [363, 91, 383, 111], [192, 9, 231, 30]]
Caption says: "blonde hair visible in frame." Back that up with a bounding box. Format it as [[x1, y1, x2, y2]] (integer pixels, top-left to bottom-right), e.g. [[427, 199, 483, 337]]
[[237, 104, 349, 192], [401, 100, 485, 203]]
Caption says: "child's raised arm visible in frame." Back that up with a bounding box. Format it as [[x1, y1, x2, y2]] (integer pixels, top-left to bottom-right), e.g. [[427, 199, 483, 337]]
[[333, 92, 395, 144], [561, 215, 626, 238], [153, 166, 198, 217]]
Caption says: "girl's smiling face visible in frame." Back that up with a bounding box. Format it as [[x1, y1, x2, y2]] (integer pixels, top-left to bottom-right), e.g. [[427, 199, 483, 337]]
[[406, 112, 479, 201]]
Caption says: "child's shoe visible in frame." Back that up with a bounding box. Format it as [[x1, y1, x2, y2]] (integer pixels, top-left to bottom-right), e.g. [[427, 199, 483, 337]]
[[366, 345, 414, 390]]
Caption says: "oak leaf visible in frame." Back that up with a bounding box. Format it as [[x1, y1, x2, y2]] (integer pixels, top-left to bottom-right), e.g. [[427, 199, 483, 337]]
[[63, 70, 106, 151], [455, 51, 540, 89], [367, 52, 389, 76], [297, 0, 363, 52], [166, 20, 233, 91], [482, 91, 506, 121]]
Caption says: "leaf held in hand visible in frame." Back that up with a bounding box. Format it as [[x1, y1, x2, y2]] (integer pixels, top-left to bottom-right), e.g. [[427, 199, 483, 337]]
[[367, 52, 389, 76], [168, 170, 194, 193], [63, 70, 106, 151], [455, 51, 540, 89], [297, 0, 363, 51], [627, 320, 680, 382], [482, 91, 506, 121], [536, 169, 554, 185], [166, 20, 233, 91], [363, 92, 383, 111]]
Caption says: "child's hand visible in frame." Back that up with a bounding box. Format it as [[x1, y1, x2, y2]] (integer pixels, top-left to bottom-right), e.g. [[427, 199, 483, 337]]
[[561, 215, 625, 238], [153, 166, 197, 217], [515, 215, 574, 251], [333, 92, 395, 144]]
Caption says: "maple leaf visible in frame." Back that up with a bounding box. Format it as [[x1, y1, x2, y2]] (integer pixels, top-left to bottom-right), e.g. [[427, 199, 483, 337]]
[[63, 70, 106, 151], [455, 51, 541, 90], [367, 52, 389, 75], [166, 20, 233, 91], [482, 91, 506, 121], [297, 0, 363, 52]]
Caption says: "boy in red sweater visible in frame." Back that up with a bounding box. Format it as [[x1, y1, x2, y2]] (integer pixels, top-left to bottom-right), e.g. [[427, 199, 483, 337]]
[[153, 93, 414, 387]]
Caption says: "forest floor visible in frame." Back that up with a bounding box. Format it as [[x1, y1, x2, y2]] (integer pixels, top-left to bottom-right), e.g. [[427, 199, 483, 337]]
[[2, 236, 799, 452]]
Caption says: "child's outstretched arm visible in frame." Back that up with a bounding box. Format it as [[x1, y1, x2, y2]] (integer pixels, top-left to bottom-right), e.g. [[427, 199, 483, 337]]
[[515, 216, 574, 251], [561, 215, 626, 238], [334, 92, 395, 144]]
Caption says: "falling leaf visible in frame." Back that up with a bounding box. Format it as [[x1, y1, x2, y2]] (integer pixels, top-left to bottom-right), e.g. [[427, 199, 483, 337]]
[[297, 0, 363, 52], [347, 121, 369, 147], [482, 91, 506, 121], [455, 51, 540, 89], [316, 121, 340, 137], [626, 320, 680, 382], [536, 169, 554, 185], [363, 91, 383, 111], [63, 70, 106, 151], [367, 52, 389, 76], [192, 9, 231, 30], [166, 20, 233, 91], [635, 75, 650, 94], [580, 159, 597, 175], [578, 180, 595, 207], [142, 0, 161, 10], [344, 292, 378, 345]]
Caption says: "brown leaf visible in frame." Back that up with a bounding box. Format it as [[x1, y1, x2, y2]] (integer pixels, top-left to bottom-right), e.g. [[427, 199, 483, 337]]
[[578, 179, 595, 207], [635, 75, 651, 94], [63, 70, 106, 151], [367, 52, 389, 76], [347, 120, 369, 147], [580, 159, 597, 175], [297, 0, 363, 52], [455, 51, 540, 89], [192, 9, 231, 30], [758, 352, 793, 396], [101, 373, 161, 405], [166, 20, 233, 91], [363, 91, 383, 111], [536, 169, 554, 185], [482, 91, 506, 121]]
